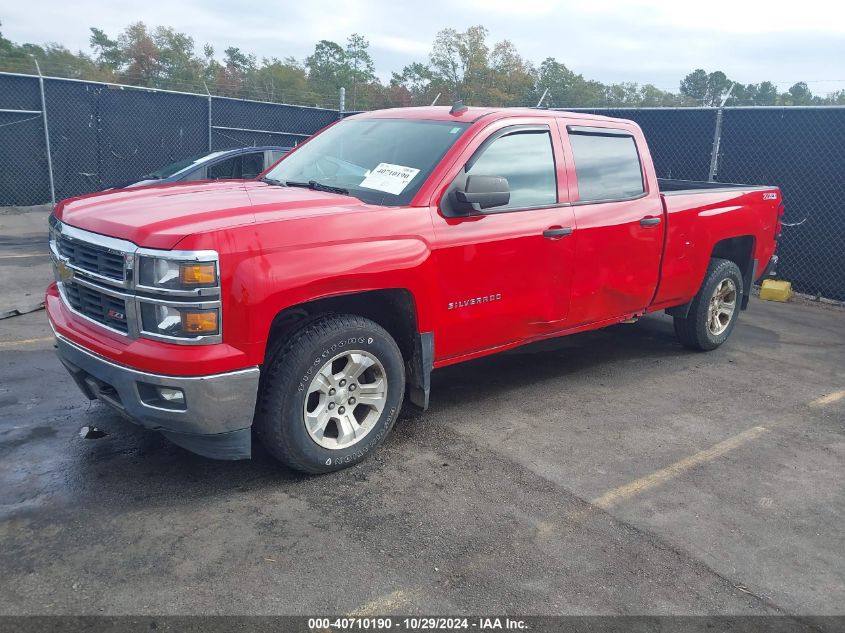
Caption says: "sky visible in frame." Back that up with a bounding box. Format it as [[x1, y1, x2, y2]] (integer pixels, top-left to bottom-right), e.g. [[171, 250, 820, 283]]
[[3, 0, 845, 95]]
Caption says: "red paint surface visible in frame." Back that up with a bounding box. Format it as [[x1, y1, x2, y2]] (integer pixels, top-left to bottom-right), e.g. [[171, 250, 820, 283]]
[[49, 107, 780, 375]]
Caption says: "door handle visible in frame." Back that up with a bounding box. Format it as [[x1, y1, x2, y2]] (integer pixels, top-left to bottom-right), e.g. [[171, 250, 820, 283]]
[[543, 227, 573, 238], [639, 216, 662, 227]]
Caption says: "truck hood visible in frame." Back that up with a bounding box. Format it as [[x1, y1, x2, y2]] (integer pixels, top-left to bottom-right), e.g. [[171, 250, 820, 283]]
[[56, 180, 361, 250]]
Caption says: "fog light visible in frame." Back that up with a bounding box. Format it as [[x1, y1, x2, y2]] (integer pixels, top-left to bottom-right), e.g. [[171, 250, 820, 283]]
[[158, 387, 185, 404]]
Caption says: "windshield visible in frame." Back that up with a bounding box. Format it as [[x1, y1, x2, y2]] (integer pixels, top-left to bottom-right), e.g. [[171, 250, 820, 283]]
[[264, 118, 470, 206]]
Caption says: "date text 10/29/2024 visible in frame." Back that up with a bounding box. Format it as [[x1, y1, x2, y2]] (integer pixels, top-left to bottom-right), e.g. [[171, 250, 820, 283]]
[[308, 617, 528, 630]]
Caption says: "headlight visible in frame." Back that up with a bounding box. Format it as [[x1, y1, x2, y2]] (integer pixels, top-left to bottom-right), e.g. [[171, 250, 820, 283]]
[[140, 303, 220, 339], [137, 256, 218, 290], [136, 251, 221, 343]]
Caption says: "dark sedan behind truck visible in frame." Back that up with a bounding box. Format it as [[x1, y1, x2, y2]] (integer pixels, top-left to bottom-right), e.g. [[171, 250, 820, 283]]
[[108, 146, 290, 189]]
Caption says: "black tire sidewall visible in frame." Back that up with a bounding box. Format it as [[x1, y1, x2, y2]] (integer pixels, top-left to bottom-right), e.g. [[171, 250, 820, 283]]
[[694, 260, 743, 350], [275, 321, 404, 472]]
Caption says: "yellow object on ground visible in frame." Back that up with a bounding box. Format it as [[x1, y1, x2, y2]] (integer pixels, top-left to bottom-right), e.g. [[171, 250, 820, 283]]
[[759, 279, 793, 302]]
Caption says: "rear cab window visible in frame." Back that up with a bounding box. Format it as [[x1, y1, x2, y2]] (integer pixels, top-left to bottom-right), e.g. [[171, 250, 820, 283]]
[[567, 126, 645, 202]]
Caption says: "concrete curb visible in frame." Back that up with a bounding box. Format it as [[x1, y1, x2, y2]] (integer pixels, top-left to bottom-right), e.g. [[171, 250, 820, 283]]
[[0, 302, 46, 320]]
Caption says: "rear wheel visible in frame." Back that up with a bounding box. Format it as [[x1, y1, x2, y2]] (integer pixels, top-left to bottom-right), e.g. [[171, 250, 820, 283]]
[[673, 258, 743, 351], [256, 314, 405, 473]]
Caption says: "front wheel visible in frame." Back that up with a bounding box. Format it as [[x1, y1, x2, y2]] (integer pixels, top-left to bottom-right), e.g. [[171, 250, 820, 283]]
[[255, 314, 405, 473], [673, 257, 743, 351]]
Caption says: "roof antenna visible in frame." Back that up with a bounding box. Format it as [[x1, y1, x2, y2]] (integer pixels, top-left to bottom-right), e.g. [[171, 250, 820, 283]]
[[449, 100, 468, 115]]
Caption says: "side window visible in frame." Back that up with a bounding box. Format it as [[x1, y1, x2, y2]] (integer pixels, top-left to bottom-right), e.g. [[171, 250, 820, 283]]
[[465, 130, 557, 211], [241, 152, 264, 179], [568, 129, 645, 202], [268, 149, 288, 164], [208, 156, 241, 180]]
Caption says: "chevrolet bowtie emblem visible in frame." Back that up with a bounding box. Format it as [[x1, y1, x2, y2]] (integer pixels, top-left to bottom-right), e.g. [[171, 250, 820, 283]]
[[56, 260, 74, 283]]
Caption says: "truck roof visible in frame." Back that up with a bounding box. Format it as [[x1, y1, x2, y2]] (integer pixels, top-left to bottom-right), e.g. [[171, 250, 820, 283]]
[[352, 105, 625, 124]]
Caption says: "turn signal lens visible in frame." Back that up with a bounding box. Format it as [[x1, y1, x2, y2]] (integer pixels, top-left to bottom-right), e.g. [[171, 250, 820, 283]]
[[181, 310, 218, 333], [179, 263, 216, 286]]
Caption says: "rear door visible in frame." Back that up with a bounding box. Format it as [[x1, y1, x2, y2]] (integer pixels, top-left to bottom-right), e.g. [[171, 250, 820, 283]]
[[560, 123, 664, 326], [430, 119, 577, 361]]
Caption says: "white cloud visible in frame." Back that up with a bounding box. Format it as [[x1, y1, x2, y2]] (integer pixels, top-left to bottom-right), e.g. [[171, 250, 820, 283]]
[[3, 0, 844, 94]]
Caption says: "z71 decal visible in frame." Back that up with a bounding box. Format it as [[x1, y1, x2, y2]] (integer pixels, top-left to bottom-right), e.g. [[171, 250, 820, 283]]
[[763, 192, 778, 200]]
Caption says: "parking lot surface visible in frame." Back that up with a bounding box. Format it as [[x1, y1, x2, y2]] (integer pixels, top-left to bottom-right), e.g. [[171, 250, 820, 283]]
[[0, 296, 843, 619]]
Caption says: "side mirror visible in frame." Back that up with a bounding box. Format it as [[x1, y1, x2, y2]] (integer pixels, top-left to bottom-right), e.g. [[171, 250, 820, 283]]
[[454, 175, 510, 212]]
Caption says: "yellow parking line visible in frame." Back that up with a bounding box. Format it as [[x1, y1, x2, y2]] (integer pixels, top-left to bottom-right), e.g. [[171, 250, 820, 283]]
[[592, 426, 769, 509], [810, 390, 845, 407], [0, 336, 54, 348], [348, 589, 415, 616], [0, 253, 48, 259]]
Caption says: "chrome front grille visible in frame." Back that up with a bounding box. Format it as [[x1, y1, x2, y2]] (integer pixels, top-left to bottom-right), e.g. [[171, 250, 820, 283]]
[[49, 218, 222, 345], [57, 233, 125, 281], [62, 281, 130, 334]]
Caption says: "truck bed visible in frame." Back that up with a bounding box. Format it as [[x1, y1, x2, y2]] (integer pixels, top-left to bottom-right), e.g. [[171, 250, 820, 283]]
[[658, 178, 774, 195]]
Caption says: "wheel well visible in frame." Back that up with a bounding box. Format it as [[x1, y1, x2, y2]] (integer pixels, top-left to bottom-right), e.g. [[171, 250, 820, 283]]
[[265, 289, 419, 363], [668, 235, 757, 319], [711, 235, 755, 308]]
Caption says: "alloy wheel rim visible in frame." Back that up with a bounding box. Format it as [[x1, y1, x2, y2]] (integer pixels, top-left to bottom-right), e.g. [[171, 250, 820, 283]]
[[303, 349, 387, 450], [707, 278, 737, 336]]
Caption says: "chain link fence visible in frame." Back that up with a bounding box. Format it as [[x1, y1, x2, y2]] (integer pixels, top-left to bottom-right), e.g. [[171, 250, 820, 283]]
[[1, 71, 843, 301], [0, 71, 339, 205], [0, 73, 51, 206], [568, 106, 845, 301]]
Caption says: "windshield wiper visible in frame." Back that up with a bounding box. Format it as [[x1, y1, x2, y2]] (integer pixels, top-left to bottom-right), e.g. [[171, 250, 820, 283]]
[[285, 180, 349, 195], [260, 176, 287, 186]]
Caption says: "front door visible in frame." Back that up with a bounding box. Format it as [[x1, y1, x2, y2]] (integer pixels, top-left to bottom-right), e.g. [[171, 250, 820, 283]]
[[430, 122, 577, 361]]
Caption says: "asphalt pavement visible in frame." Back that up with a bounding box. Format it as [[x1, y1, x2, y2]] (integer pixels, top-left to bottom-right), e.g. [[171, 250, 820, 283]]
[[1, 296, 842, 619]]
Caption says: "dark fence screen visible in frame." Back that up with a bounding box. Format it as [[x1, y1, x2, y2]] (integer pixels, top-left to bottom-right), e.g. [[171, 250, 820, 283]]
[[0, 72, 339, 205], [1, 71, 843, 301], [717, 108, 845, 301], [0, 73, 49, 205]]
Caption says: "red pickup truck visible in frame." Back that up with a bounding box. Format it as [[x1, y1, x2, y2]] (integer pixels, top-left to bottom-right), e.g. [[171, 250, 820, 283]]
[[47, 106, 781, 472]]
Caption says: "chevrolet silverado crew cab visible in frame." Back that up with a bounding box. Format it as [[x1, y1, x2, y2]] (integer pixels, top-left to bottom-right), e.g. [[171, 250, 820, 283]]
[[47, 106, 781, 473]]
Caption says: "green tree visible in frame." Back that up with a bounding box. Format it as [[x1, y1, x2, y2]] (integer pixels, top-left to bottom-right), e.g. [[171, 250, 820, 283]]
[[89, 27, 122, 74], [255, 57, 310, 103], [390, 62, 440, 105], [345, 33, 376, 109], [429, 25, 490, 103], [305, 39, 347, 99], [153, 26, 203, 89], [535, 57, 604, 107], [489, 40, 535, 106], [783, 81, 814, 105], [680, 69, 734, 106], [117, 22, 160, 86], [756, 81, 779, 105]]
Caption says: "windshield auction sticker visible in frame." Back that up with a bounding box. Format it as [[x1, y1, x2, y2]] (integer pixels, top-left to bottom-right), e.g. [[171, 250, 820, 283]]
[[359, 163, 421, 195]]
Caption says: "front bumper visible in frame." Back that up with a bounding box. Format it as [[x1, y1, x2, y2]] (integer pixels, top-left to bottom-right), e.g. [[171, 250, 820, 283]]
[[53, 328, 260, 460]]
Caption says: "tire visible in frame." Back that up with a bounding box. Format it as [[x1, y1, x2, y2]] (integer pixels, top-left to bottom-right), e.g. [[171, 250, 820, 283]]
[[673, 258, 743, 351], [255, 314, 405, 473]]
